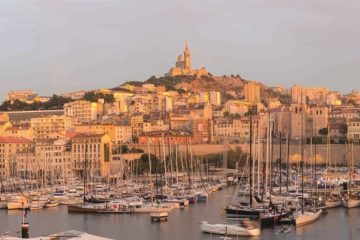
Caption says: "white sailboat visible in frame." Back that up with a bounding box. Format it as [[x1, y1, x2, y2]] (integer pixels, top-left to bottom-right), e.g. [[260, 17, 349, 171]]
[[294, 90, 322, 227], [342, 141, 360, 209], [201, 221, 260, 237], [342, 197, 360, 208], [295, 209, 322, 226]]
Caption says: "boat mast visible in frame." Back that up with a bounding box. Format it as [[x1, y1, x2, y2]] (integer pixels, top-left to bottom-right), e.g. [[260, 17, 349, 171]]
[[301, 89, 304, 215], [161, 134, 167, 196], [83, 140, 88, 204], [314, 121, 317, 195], [185, 135, 192, 192], [270, 122, 274, 194], [249, 113, 253, 208], [175, 143, 179, 186], [286, 133, 290, 193], [279, 132, 282, 194], [167, 136, 173, 186], [154, 145, 159, 198], [147, 138, 153, 202]]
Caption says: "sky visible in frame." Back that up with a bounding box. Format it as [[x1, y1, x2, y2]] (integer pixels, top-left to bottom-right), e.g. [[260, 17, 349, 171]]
[[0, 0, 359, 100]]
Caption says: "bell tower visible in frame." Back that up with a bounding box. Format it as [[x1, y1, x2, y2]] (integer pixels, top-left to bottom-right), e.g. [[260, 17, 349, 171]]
[[184, 41, 192, 70]]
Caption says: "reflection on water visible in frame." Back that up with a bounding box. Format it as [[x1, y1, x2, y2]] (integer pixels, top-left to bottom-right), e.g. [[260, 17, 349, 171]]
[[1, 189, 360, 239]]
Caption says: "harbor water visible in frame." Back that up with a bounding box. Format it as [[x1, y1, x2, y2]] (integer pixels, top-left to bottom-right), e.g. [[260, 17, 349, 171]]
[[1, 188, 360, 239]]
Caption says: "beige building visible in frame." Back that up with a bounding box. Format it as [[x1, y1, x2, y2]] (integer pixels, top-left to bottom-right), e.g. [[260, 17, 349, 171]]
[[130, 114, 144, 141], [3, 124, 33, 140], [291, 85, 329, 104], [0, 137, 33, 178], [290, 103, 308, 139], [310, 106, 329, 136], [7, 90, 37, 103], [61, 90, 87, 100], [157, 95, 173, 112], [224, 100, 250, 115], [165, 42, 208, 77], [32, 139, 72, 182], [209, 91, 221, 106], [112, 91, 134, 113], [75, 124, 116, 142], [213, 119, 234, 137], [114, 125, 132, 144], [143, 120, 169, 133], [348, 118, 360, 141], [71, 133, 112, 178], [169, 114, 191, 131], [244, 81, 260, 103], [31, 115, 73, 139], [64, 100, 98, 125]]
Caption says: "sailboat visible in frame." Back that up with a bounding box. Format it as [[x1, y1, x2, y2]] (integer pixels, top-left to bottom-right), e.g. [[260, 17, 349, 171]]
[[294, 91, 322, 227], [68, 141, 106, 213], [325, 191, 342, 208], [150, 142, 169, 222], [342, 140, 360, 208], [324, 130, 341, 208], [225, 114, 265, 218]]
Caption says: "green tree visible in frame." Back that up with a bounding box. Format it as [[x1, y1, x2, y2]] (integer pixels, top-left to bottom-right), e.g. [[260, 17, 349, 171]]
[[340, 124, 348, 135], [138, 153, 160, 174], [318, 128, 328, 136]]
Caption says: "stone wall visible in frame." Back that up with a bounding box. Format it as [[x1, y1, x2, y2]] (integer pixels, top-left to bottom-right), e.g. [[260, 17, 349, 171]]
[[133, 143, 360, 166]]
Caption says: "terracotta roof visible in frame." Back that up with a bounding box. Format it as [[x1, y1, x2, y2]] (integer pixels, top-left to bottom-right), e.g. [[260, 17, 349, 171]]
[[0, 136, 32, 144]]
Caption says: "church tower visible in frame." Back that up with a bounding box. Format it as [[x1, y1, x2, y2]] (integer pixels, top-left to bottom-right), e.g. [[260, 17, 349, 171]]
[[183, 41, 192, 70]]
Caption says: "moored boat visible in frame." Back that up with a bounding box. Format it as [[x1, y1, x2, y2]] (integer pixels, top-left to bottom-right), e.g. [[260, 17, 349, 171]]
[[201, 220, 260, 237], [44, 199, 59, 208], [295, 209, 322, 227], [7, 196, 29, 210], [342, 198, 360, 208], [325, 200, 342, 208], [67, 204, 106, 213]]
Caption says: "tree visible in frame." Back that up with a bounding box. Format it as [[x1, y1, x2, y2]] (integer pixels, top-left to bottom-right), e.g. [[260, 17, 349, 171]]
[[318, 128, 328, 136], [83, 92, 115, 103], [120, 145, 129, 154], [340, 124, 348, 135], [348, 99, 357, 106], [0, 101, 11, 111], [138, 153, 160, 174], [233, 113, 241, 119]]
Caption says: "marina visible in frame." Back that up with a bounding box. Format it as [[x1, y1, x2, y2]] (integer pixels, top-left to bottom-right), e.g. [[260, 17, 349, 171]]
[[1, 187, 360, 239]]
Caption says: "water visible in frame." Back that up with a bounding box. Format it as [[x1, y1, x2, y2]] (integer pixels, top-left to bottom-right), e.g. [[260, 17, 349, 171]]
[[1, 189, 360, 239]]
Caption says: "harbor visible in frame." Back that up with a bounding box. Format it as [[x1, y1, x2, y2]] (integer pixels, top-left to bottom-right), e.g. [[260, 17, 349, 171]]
[[1, 186, 360, 239]]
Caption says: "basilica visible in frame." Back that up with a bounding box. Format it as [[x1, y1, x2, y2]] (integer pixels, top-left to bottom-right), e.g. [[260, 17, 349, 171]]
[[165, 41, 208, 77]]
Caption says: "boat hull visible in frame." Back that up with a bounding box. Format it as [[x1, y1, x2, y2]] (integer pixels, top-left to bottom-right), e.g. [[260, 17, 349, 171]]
[[325, 200, 342, 209], [201, 221, 260, 237], [295, 210, 322, 227], [342, 199, 360, 208], [225, 205, 262, 218], [67, 205, 105, 213]]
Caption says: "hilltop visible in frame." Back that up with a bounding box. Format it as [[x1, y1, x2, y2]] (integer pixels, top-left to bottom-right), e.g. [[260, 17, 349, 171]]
[[118, 74, 291, 104]]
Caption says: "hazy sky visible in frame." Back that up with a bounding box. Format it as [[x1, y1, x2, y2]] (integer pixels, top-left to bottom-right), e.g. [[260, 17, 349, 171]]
[[0, 0, 359, 100]]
